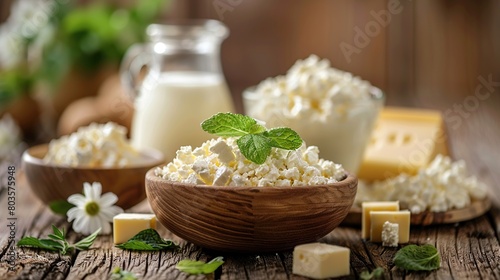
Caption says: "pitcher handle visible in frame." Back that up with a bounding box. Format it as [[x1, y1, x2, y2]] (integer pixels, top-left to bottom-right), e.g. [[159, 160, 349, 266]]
[[120, 43, 150, 100]]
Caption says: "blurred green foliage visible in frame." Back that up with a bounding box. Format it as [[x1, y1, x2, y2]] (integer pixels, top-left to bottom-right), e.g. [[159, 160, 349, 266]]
[[1, 0, 168, 104]]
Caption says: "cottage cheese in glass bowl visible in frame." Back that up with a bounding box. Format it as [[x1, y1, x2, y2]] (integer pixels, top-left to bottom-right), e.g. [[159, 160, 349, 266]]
[[243, 55, 384, 173]]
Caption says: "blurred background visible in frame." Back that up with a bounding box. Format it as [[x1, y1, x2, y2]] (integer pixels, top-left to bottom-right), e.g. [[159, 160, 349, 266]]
[[1, 0, 499, 146]]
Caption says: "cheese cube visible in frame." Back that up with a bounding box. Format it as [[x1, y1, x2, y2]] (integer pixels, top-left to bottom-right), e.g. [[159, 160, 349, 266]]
[[293, 243, 350, 279], [382, 221, 399, 247], [361, 201, 399, 239], [370, 211, 410, 243], [358, 107, 449, 181], [113, 213, 157, 244]]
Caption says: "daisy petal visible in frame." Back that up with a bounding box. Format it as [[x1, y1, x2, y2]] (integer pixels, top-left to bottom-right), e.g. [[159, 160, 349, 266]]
[[67, 207, 81, 222], [88, 217, 102, 234], [100, 219, 111, 234], [99, 192, 118, 207], [92, 182, 102, 198], [83, 182, 93, 199], [67, 194, 86, 207]]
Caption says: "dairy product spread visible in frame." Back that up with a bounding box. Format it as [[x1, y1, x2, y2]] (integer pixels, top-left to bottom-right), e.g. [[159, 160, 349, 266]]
[[243, 55, 383, 172], [356, 154, 488, 213], [44, 122, 140, 167], [155, 137, 346, 186]]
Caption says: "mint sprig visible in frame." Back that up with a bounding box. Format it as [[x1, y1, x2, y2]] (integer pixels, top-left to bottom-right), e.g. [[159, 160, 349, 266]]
[[176, 256, 224, 275], [201, 113, 302, 164], [115, 229, 178, 251], [393, 244, 441, 271], [17, 225, 100, 254]]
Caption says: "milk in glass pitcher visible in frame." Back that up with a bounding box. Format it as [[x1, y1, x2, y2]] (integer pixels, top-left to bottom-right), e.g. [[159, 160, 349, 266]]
[[121, 20, 235, 161]]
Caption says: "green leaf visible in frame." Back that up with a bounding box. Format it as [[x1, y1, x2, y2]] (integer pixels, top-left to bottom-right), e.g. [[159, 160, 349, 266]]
[[115, 229, 177, 251], [110, 267, 138, 280], [17, 237, 61, 251], [49, 200, 75, 216], [237, 134, 272, 164], [359, 267, 385, 279], [74, 228, 101, 250], [393, 244, 441, 271], [264, 128, 303, 150], [51, 225, 65, 239], [201, 113, 303, 164], [176, 256, 224, 275], [17, 225, 100, 255], [201, 113, 266, 137]]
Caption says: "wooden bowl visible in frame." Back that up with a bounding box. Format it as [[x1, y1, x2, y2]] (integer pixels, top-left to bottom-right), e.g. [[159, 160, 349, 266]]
[[22, 144, 165, 209], [146, 169, 357, 252]]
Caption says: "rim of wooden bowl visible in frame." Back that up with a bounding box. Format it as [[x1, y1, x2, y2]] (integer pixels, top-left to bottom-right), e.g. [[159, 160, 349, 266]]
[[22, 143, 165, 170]]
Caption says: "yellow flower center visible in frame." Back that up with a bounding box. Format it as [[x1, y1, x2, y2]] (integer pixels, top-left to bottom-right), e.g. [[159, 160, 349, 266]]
[[85, 201, 100, 216]]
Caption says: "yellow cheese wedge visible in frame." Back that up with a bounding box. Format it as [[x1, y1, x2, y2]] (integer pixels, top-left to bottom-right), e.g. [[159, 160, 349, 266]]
[[358, 107, 449, 181], [113, 213, 157, 244], [361, 201, 400, 239], [370, 210, 411, 243], [293, 243, 350, 279]]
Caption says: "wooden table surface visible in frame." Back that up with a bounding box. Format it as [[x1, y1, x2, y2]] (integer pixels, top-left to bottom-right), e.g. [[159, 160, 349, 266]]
[[1, 96, 500, 279]]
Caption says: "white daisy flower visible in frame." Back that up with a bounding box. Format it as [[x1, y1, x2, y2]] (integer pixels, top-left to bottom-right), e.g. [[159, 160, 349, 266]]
[[67, 182, 124, 235]]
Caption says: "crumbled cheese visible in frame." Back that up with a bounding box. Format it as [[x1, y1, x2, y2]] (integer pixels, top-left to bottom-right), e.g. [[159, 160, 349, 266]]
[[44, 122, 140, 167], [381, 221, 399, 247], [246, 54, 374, 123], [155, 137, 346, 187], [355, 154, 488, 213]]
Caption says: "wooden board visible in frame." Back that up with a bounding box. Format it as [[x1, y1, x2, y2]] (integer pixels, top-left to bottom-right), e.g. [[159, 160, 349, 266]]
[[342, 198, 492, 226]]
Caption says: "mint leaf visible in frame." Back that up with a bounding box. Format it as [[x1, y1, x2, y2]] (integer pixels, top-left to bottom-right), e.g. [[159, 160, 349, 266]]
[[49, 200, 75, 216], [74, 228, 100, 250], [264, 128, 303, 150], [201, 113, 303, 164], [237, 134, 272, 164], [176, 256, 224, 275], [115, 229, 177, 251], [201, 113, 265, 137], [17, 237, 61, 251], [360, 267, 385, 279], [393, 244, 441, 271], [110, 267, 138, 280]]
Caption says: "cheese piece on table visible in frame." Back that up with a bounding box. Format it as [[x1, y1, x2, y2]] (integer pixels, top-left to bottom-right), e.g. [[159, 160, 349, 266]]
[[293, 243, 350, 279], [370, 210, 410, 243], [113, 213, 157, 244], [358, 107, 449, 181], [381, 221, 399, 247], [361, 201, 399, 239]]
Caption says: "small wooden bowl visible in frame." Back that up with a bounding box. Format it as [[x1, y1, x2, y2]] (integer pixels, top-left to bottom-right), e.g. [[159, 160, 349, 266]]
[[146, 169, 357, 252], [23, 144, 165, 209]]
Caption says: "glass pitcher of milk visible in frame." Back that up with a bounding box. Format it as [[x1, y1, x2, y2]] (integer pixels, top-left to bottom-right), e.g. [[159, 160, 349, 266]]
[[121, 20, 235, 161]]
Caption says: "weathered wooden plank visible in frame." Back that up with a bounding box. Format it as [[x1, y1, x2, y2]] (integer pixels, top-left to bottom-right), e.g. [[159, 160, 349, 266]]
[[0, 176, 75, 280]]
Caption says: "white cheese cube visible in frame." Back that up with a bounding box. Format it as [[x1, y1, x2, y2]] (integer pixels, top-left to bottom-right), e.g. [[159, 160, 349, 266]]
[[113, 213, 157, 244], [210, 140, 235, 164], [382, 221, 399, 247], [293, 242, 350, 279]]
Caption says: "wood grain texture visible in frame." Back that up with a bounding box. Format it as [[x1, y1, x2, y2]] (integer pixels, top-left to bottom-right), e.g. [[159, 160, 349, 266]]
[[21, 144, 164, 209], [146, 170, 357, 253]]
